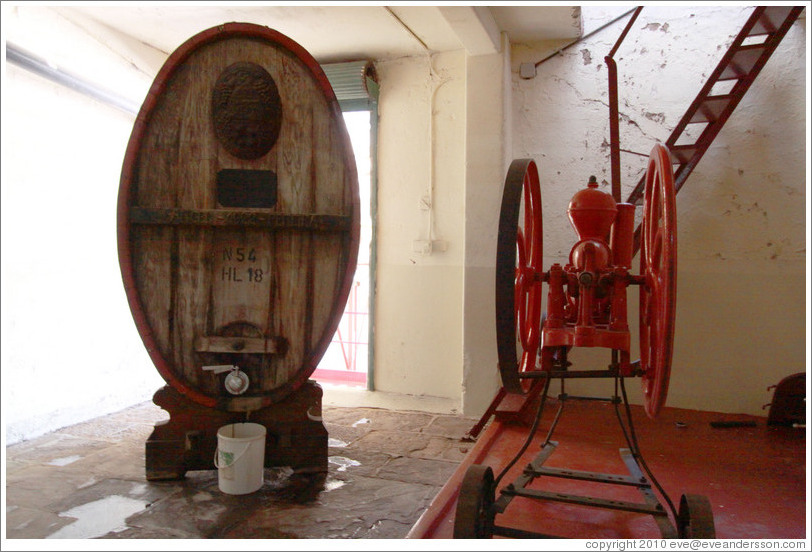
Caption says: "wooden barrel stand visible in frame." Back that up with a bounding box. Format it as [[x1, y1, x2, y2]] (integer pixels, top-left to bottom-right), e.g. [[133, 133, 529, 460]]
[[146, 381, 327, 481]]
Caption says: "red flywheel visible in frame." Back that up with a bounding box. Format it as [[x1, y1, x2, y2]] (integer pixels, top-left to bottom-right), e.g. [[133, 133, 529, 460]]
[[639, 143, 677, 418], [495, 159, 543, 394]]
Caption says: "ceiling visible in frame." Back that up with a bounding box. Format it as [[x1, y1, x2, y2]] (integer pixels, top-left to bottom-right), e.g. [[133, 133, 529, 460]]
[[55, 5, 582, 63]]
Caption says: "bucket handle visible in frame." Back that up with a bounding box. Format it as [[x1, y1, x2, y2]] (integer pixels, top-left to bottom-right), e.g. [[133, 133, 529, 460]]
[[214, 441, 252, 470]]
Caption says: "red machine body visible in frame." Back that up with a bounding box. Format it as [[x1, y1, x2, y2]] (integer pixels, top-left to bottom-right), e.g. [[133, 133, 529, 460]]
[[495, 144, 677, 419], [541, 177, 636, 376]]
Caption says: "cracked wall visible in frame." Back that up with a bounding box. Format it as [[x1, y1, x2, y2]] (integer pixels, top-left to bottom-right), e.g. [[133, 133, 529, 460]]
[[509, 6, 806, 415]]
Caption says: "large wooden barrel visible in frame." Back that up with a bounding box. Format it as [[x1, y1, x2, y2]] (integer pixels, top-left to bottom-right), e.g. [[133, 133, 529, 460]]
[[118, 23, 359, 412]]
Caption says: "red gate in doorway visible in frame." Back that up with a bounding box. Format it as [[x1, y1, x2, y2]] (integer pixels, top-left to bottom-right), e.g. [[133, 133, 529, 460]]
[[313, 262, 369, 387]]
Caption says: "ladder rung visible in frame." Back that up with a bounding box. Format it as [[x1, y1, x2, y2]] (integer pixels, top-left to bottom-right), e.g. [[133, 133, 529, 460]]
[[749, 6, 795, 36], [689, 94, 734, 123], [719, 44, 767, 80], [669, 145, 696, 164]]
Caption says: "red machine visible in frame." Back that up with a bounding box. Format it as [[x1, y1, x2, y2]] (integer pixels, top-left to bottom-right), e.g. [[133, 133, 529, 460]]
[[406, 6, 803, 540], [451, 9, 713, 540], [450, 145, 710, 539], [496, 145, 675, 419]]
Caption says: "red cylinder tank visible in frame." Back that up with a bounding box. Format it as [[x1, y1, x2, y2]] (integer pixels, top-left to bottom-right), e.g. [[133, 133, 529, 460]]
[[568, 176, 617, 241]]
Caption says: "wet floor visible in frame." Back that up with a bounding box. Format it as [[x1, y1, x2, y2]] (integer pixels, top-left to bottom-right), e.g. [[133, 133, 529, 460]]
[[5, 400, 476, 539]]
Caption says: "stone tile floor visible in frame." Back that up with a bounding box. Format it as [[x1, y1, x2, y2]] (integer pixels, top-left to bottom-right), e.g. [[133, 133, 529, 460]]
[[5, 401, 476, 539]]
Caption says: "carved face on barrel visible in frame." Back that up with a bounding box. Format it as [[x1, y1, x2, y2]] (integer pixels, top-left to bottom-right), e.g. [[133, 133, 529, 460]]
[[211, 61, 283, 160]]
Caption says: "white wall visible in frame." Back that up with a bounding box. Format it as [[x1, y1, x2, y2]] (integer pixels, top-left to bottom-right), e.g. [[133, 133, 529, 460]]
[[2, 6, 166, 444], [460, 37, 511, 415], [508, 6, 807, 415], [373, 42, 513, 417], [374, 51, 468, 406]]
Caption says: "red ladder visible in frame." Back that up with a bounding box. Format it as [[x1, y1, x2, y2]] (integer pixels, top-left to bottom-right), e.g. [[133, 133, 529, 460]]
[[627, 5, 804, 252]]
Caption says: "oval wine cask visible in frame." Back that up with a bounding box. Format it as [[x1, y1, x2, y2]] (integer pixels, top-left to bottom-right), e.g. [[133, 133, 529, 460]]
[[118, 23, 360, 412]]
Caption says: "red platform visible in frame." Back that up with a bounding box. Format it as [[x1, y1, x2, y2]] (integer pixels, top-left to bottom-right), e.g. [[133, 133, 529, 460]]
[[407, 398, 807, 539]]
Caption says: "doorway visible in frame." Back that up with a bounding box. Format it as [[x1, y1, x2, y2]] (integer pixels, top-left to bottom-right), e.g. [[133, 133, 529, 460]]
[[313, 110, 373, 388]]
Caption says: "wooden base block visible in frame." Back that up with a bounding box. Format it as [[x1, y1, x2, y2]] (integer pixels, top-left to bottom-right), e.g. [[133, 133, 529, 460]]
[[145, 381, 327, 481]]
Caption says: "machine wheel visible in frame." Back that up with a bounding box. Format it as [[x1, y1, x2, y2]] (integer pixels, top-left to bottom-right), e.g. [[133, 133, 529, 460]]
[[639, 143, 677, 418], [677, 494, 716, 538], [453, 464, 495, 538], [496, 159, 543, 394]]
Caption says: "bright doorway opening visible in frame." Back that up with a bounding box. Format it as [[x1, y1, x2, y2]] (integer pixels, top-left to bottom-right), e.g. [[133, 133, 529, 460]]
[[313, 110, 372, 388]]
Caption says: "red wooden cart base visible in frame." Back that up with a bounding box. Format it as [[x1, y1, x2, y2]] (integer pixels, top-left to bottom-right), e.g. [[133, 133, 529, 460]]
[[145, 381, 328, 481], [408, 396, 715, 539]]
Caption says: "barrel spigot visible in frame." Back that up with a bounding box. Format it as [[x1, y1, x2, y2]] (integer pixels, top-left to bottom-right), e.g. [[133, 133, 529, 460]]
[[202, 364, 250, 395]]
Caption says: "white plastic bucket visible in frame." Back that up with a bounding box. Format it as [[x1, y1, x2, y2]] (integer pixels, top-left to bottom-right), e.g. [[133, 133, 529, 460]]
[[214, 422, 266, 495]]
